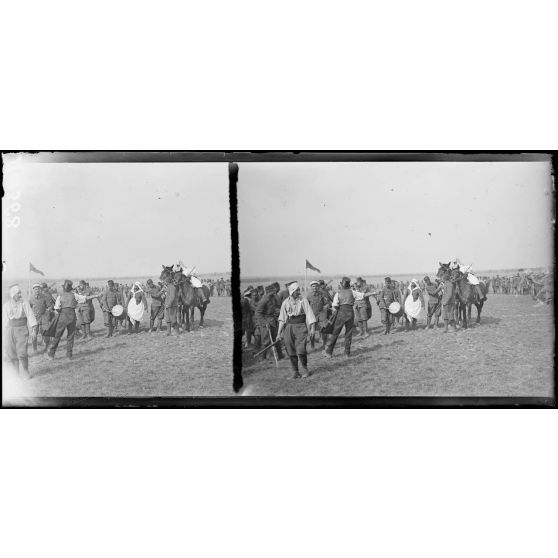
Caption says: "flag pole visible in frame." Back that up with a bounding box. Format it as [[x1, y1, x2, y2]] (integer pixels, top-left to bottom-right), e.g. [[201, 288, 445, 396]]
[[305, 259, 307, 296]]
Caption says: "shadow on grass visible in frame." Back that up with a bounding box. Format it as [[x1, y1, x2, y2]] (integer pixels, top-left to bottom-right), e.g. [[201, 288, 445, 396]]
[[184, 318, 224, 330]]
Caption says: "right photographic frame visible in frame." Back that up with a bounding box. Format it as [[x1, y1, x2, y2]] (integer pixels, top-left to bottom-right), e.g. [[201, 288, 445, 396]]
[[234, 152, 555, 406]]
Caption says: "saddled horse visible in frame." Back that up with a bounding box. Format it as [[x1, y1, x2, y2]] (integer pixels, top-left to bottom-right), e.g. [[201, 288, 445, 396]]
[[160, 265, 210, 332], [437, 262, 486, 328]]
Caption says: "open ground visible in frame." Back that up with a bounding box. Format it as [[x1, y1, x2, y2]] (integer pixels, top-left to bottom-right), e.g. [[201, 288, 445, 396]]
[[241, 294, 554, 397], [2, 296, 233, 402]]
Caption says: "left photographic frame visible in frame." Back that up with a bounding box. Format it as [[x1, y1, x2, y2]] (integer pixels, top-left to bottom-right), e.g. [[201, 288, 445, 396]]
[[1, 152, 234, 407]]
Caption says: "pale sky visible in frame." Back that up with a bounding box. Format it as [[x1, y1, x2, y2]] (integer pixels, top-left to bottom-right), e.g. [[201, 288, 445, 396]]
[[238, 161, 554, 277], [2, 159, 231, 280]]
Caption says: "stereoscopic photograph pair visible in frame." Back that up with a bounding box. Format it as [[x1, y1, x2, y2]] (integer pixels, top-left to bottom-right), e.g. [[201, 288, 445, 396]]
[[2, 152, 555, 407]]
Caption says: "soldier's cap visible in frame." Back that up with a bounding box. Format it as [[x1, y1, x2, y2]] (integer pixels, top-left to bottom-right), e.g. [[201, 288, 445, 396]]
[[271, 281, 280, 290], [33, 283, 42, 289], [63, 279, 73, 291], [146, 279, 154, 285], [384, 277, 392, 282], [341, 276, 351, 287], [423, 276, 430, 282], [108, 280, 114, 285], [79, 279, 86, 285], [309, 280, 319, 287], [319, 279, 325, 285], [41, 282, 48, 289], [265, 284, 275, 293], [243, 288, 253, 296], [356, 277, 364, 283]]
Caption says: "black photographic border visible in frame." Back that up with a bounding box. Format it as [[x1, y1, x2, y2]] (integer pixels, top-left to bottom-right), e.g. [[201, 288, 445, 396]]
[[1, 151, 555, 408]]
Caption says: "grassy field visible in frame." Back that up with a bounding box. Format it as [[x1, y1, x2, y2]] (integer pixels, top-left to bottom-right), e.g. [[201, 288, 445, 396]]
[[240, 294, 554, 397], [2, 296, 233, 402]]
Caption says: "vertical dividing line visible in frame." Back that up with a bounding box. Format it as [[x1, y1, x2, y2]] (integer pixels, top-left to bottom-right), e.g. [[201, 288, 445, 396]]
[[229, 162, 243, 393]]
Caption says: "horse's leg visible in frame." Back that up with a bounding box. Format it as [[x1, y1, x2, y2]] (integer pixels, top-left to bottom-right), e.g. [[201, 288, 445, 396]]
[[476, 302, 482, 323], [190, 305, 196, 330], [199, 304, 205, 327]]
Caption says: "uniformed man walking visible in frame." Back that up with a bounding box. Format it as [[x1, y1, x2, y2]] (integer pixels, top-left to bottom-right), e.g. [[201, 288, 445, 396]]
[[277, 282, 316, 379], [75, 279, 96, 341], [324, 277, 356, 357]]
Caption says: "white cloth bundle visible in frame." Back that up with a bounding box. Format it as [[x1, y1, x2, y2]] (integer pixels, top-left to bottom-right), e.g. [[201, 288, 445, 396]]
[[127, 296, 145, 324]]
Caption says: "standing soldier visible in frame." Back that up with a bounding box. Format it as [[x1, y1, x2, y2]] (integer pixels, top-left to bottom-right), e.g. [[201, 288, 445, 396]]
[[424, 276, 442, 329], [378, 277, 400, 335], [255, 284, 284, 362], [324, 277, 356, 358], [75, 280, 95, 341], [307, 280, 331, 349], [30, 282, 54, 352], [100, 280, 121, 338], [276, 282, 316, 379], [241, 287, 255, 348], [146, 279, 164, 332], [163, 276, 180, 336], [3, 284, 38, 379]]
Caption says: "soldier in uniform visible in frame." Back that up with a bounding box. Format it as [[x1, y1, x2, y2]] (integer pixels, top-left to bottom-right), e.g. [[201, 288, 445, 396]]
[[240, 287, 255, 348], [324, 277, 356, 357], [30, 282, 54, 352], [100, 280, 122, 338], [424, 276, 443, 329], [255, 284, 284, 361], [146, 279, 165, 332], [277, 282, 316, 379], [353, 278, 375, 337], [48, 280, 78, 360], [75, 280, 96, 341], [377, 277, 400, 335], [163, 276, 180, 336], [3, 284, 38, 379], [307, 280, 331, 349]]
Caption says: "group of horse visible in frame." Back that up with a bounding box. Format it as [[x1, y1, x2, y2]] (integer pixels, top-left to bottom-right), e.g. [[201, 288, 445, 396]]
[[436, 262, 488, 332], [160, 265, 210, 331]]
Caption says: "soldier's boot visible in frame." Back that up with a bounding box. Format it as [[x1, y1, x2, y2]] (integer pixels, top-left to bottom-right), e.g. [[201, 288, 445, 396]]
[[174, 323, 181, 335], [149, 319, 154, 333], [310, 333, 315, 349], [299, 354, 311, 378], [166, 323, 172, 336], [321, 332, 328, 345], [156, 319, 162, 332], [105, 326, 112, 338], [44, 336, 51, 352], [19, 357, 31, 380], [127, 321, 132, 335], [426, 317, 431, 330], [82, 323, 90, 341], [434, 317, 440, 328], [383, 323, 389, 335], [364, 322, 369, 335], [289, 356, 301, 379]]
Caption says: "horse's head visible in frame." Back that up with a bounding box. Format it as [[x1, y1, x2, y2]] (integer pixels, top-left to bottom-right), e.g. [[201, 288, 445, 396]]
[[160, 265, 174, 283], [437, 261, 452, 280]]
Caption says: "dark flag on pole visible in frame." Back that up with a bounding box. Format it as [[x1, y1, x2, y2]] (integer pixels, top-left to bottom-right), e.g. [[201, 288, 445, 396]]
[[29, 262, 45, 276], [305, 259, 321, 273]]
